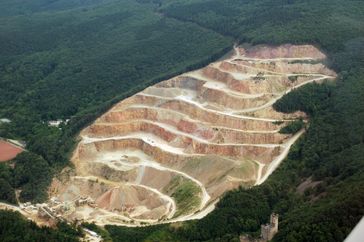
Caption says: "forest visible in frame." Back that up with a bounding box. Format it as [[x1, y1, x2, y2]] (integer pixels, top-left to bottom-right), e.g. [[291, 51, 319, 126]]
[[0, 0, 363, 241], [0, 210, 81, 242]]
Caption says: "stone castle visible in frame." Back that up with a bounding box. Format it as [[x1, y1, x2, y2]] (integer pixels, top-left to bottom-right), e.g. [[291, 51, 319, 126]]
[[261, 213, 279, 241], [240, 213, 279, 242]]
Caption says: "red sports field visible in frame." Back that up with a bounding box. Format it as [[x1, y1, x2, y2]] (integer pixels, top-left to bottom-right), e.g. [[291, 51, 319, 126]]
[[0, 140, 23, 162]]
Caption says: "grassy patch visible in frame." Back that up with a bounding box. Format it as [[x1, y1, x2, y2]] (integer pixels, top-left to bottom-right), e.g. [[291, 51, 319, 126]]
[[172, 180, 201, 217], [164, 176, 201, 217]]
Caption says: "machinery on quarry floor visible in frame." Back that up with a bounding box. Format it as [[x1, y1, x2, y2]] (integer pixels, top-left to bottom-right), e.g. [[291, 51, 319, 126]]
[[41, 44, 336, 226]]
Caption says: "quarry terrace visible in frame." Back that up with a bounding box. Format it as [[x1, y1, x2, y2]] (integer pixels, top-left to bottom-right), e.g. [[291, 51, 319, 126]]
[[34, 44, 336, 227]]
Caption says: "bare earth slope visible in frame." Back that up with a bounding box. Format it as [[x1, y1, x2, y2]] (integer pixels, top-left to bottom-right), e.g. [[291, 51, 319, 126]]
[[48, 44, 335, 226]]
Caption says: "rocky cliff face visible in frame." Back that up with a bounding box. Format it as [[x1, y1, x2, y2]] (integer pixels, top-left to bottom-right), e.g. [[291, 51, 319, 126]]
[[52, 44, 336, 226]]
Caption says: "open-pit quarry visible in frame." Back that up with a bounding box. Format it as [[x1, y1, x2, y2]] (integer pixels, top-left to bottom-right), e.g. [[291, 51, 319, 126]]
[[31, 44, 335, 227]]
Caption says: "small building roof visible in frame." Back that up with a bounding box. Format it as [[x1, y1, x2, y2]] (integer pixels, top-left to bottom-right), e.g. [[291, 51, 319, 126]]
[[0, 118, 11, 123]]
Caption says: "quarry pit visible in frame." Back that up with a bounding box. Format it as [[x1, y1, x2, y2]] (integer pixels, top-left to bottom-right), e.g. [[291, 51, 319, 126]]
[[20, 44, 337, 227]]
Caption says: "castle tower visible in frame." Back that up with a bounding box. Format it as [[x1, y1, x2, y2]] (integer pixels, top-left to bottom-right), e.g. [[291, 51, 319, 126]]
[[261, 224, 271, 241], [270, 213, 279, 233], [260, 213, 279, 241]]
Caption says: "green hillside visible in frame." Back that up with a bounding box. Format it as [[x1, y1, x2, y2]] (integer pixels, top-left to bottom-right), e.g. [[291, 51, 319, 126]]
[[0, 0, 364, 241], [0, 0, 231, 119]]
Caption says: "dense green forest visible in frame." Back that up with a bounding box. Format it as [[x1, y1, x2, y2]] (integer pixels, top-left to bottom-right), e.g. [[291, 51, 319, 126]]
[[0, 0, 364, 241], [0, 152, 52, 203], [279, 119, 304, 134], [0, 210, 81, 242], [0, 0, 230, 119]]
